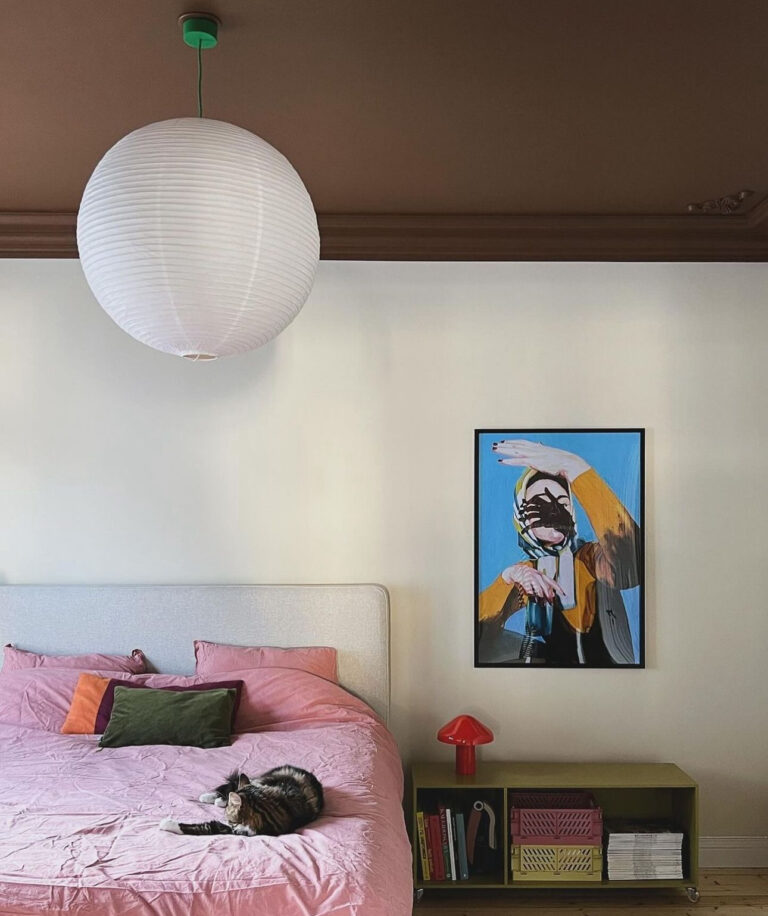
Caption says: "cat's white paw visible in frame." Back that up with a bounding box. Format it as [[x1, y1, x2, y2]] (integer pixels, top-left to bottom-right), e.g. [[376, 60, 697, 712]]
[[199, 792, 218, 804], [215, 798, 227, 808], [159, 818, 182, 835]]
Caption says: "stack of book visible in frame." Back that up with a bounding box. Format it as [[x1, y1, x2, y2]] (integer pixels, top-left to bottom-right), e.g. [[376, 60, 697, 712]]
[[415, 805, 470, 882], [605, 820, 684, 880]]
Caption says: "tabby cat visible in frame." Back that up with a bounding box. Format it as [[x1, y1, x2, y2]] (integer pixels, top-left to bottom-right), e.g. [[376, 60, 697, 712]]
[[159, 766, 324, 837]]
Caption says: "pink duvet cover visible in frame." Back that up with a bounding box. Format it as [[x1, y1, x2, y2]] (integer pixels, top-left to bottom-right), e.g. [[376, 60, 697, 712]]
[[0, 669, 412, 915]]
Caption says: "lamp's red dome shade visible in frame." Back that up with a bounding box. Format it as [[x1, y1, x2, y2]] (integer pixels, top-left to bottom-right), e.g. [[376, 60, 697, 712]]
[[437, 715, 494, 775]]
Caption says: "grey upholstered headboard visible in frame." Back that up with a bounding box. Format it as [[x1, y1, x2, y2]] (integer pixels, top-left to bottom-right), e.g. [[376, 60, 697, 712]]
[[0, 585, 390, 722]]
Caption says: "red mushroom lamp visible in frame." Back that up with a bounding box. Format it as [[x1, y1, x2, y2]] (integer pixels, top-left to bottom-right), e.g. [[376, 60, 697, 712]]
[[437, 715, 494, 776]]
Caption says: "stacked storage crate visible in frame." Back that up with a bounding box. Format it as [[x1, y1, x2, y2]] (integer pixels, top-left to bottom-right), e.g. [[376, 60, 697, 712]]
[[509, 791, 603, 882]]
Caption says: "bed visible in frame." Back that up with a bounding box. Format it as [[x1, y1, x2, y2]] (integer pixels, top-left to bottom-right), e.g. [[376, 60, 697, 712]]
[[0, 585, 413, 916]]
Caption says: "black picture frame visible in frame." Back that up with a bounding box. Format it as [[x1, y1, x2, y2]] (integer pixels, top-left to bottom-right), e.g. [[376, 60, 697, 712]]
[[474, 428, 645, 669]]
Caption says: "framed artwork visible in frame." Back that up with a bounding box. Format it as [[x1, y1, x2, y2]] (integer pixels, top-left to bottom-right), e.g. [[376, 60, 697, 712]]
[[475, 429, 644, 668]]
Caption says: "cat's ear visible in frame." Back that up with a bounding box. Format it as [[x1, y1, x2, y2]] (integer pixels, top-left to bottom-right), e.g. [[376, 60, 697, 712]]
[[228, 792, 242, 809], [237, 773, 250, 790]]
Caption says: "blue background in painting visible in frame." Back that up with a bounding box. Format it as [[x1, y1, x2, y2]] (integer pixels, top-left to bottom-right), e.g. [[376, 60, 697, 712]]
[[477, 430, 642, 662]]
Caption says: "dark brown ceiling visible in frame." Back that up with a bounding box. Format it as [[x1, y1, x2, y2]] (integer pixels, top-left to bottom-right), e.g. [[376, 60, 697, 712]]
[[4, 0, 768, 259]]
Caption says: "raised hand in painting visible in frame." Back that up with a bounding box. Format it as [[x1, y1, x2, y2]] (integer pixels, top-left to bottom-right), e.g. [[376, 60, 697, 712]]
[[491, 439, 590, 482], [501, 563, 566, 603]]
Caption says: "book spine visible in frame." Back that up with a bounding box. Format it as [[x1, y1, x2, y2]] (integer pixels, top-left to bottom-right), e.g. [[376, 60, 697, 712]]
[[446, 808, 457, 881], [429, 815, 445, 880], [438, 806, 451, 879], [456, 811, 469, 880], [416, 811, 430, 882], [445, 810, 459, 881], [424, 814, 436, 879]]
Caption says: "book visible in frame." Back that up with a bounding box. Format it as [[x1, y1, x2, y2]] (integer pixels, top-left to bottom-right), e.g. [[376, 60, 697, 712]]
[[424, 813, 437, 879], [415, 811, 430, 881], [451, 810, 460, 879], [456, 811, 469, 880], [438, 806, 451, 879], [428, 814, 445, 880], [445, 807, 457, 881]]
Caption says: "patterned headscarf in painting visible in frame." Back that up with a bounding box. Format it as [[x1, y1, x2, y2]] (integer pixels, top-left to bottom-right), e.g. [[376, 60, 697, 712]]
[[512, 468, 578, 635]]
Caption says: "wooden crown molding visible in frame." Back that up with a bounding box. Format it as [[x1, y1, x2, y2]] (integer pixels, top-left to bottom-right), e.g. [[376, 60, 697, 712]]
[[319, 210, 768, 261], [0, 212, 79, 258], [687, 188, 754, 215], [3, 207, 768, 261]]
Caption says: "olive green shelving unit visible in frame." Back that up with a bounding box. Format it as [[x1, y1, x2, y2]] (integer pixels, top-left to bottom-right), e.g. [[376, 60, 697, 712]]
[[411, 762, 699, 903]]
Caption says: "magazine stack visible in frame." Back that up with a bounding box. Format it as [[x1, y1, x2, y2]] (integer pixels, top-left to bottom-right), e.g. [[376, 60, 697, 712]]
[[606, 821, 684, 880]]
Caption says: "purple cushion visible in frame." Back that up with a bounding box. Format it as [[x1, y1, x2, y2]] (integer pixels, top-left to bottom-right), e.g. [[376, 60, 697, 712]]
[[95, 678, 244, 733]]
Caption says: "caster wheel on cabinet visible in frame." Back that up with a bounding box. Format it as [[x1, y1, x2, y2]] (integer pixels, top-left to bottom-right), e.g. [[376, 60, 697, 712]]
[[686, 886, 700, 903]]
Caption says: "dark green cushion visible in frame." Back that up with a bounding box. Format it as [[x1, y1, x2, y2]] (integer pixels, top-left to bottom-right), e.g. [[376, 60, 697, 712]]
[[99, 686, 235, 749]]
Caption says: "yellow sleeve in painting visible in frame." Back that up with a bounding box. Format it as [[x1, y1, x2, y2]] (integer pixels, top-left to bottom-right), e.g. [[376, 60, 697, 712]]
[[571, 467, 640, 590], [571, 468, 637, 541], [480, 560, 597, 634], [478, 565, 531, 623]]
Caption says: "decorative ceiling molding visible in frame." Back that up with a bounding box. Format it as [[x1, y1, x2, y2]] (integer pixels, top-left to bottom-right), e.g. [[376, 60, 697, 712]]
[[318, 211, 768, 261], [2, 208, 768, 262], [0, 212, 79, 258], [687, 189, 754, 215]]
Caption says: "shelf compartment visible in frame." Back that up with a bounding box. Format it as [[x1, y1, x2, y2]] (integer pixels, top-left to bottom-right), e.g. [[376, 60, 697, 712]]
[[415, 787, 505, 886]]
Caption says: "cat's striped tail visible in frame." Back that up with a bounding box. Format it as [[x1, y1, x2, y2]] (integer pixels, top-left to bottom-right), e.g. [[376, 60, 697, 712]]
[[160, 817, 233, 835]]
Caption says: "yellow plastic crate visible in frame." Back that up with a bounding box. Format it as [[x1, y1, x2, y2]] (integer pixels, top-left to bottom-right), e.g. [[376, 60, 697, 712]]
[[511, 844, 603, 882]]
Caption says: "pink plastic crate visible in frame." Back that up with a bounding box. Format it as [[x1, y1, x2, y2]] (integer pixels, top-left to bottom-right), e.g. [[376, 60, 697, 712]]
[[510, 791, 602, 845]]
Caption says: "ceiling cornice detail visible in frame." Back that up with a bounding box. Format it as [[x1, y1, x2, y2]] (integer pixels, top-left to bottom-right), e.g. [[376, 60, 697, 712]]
[[687, 189, 754, 215], [2, 209, 768, 262]]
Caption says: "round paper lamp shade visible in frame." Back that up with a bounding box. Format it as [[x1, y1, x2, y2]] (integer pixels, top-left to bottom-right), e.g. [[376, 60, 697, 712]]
[[77, 118, 319, 359]]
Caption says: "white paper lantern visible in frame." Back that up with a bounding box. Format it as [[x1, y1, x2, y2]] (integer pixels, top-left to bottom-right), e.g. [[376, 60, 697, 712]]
[[77, 118, 319, 360]]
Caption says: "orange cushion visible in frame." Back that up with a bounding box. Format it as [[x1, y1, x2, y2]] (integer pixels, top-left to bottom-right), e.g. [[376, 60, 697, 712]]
[[61, 673, 111, 734]]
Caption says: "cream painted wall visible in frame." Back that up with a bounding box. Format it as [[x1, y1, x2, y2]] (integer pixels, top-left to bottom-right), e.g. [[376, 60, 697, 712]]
[[1, 259, 767, 837]]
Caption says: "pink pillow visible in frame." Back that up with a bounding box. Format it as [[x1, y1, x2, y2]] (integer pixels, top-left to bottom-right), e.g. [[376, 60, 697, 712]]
[[194, 640, 338, 683], [209, 666, 379, 731], [0, 668, 135, 732], [0, 667, 375, 735], [2, 645, 147, 673]]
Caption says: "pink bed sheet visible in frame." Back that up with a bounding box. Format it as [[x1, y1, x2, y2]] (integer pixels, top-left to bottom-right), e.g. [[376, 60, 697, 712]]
[[0, 681, 412, 915]]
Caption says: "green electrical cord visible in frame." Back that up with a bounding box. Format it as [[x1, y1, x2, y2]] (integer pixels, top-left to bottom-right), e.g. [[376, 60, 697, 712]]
[[197, 40, 203, 117]]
